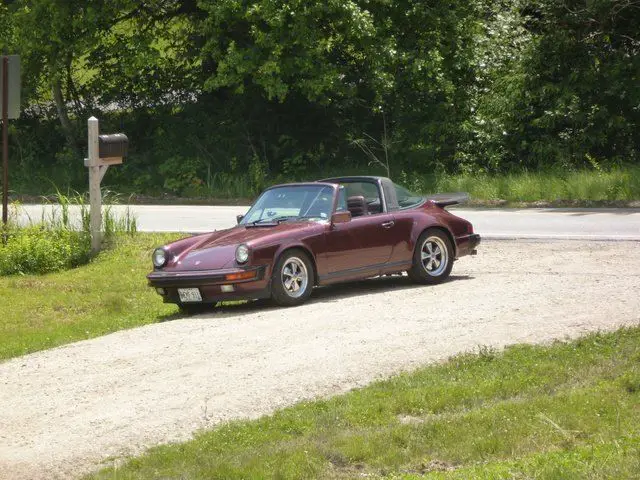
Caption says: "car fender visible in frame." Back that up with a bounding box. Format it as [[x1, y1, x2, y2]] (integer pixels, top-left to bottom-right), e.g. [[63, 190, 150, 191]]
[[408, 214, 457, 258], [271, 240, 320, 286]]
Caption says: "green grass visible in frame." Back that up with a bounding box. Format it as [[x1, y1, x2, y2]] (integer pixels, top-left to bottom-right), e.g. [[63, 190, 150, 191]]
[[431, 167, 640, 205], [398, 438, 640, 479], [159, 165, 640, 205], [16, 166, 640, 206], [0, 233, 181, 360], [143, 166, 640, 206], [90, 327, 640, 479]]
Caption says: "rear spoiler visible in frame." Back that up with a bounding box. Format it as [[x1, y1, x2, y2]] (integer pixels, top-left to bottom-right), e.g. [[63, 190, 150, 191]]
[[426, 192, 470, 208]]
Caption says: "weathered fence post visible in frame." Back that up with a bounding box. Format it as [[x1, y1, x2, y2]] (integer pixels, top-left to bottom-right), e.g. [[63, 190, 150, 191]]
[[84, 117, 128, 254], [87, 116, 101, 253]]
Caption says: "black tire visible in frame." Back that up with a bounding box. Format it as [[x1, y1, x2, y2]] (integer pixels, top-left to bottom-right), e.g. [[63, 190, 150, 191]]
[[178, 302, 217, 315], [271, 249, 315, 306], [408, 229, 454, 284]]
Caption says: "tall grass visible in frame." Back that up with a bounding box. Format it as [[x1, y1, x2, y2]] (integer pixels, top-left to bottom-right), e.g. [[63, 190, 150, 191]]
[[102, 191, 138, 238], [205, 171, 254, 199], [167, 166, 640, 204], [402, 166, 640, 204], [0, 190, 137, 275]]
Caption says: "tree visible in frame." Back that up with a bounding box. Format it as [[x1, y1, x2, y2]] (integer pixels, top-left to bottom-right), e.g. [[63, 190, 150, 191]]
[[469, 0, 640, 170], [11, 0, 203, 153]]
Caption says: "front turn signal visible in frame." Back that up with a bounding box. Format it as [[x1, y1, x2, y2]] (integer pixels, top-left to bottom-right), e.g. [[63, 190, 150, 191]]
[[225, 270, 258, 281]]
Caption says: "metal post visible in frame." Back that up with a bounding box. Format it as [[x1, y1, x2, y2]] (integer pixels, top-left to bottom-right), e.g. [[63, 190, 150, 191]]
[[2, 56, 8, 228], [87, 116, 101, 253]]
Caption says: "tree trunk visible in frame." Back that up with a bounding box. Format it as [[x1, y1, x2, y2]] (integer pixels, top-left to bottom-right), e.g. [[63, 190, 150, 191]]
[[51, 75, 79, 154], [65, 54, 84, 116]]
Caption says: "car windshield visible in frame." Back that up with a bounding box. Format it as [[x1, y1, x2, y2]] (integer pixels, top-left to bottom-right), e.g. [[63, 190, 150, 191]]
[[394, 182, 424, 209], [241, 185, 335, 225]]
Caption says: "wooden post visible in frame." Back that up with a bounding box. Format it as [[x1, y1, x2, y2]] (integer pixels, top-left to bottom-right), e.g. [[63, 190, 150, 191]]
[[84, 118, 126, 253], [87, 116, 101, 253], [2, 56, 8, 228]]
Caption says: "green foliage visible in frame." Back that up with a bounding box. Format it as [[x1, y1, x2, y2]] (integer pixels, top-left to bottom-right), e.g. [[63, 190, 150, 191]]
[[158, 156, 205, 194], [0, 194, 92, 275], [0, 192, 137, 276], [2, 0, 639, 194], [199, 0, 382, 103], [466, 0, 640, 171], [0, 2, 15, 49], [90, 327, 640, 479], [0, 226, 88, 275]]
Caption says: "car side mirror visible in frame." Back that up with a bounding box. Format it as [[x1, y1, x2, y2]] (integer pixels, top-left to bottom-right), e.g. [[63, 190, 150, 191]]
[[236, 214, 244, 224], [331, 211, 351, 224]]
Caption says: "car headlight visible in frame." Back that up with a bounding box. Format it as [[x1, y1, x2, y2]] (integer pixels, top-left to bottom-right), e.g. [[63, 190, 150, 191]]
[[235, 244, 250, 264], [152, 248, 167, 268]]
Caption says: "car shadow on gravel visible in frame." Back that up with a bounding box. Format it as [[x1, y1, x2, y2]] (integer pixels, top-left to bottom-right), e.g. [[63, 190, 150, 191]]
[[158, 274, 474, 320], [308, 274, 473, 304]]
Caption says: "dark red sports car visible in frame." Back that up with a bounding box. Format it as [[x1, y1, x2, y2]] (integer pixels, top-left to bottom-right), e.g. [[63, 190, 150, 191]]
[[147, 176, 480, 310]]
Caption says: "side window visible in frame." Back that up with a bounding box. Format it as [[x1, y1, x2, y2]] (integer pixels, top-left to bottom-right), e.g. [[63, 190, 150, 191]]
[[300, 186, 334, 219], [342, 182, 383, 216], [336, 186, 348, 212]]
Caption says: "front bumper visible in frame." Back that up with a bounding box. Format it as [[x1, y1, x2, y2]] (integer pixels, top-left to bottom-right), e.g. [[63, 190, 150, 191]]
[[147, 266, 270, 304], [455, 233, 481, 257]]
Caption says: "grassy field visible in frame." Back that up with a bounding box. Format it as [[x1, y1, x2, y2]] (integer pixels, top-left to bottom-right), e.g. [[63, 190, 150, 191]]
[[0, 233, 181, 360], [90, 327, 640, 479]]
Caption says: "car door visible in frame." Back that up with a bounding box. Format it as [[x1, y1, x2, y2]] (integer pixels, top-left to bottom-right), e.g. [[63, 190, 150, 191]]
[[322, 181, 396, 282]]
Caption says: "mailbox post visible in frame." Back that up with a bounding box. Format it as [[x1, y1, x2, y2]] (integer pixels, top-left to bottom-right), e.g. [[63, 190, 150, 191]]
[[84, 117, 128, 253]]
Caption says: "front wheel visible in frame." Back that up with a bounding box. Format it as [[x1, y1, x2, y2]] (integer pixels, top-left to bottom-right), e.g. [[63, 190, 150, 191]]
[[408, 229, 454, 284], [271, 250, 314, 306]]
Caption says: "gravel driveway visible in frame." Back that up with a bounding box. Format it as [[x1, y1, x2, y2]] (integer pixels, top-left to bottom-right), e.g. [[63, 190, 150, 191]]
[[1, 240, 639, 479]]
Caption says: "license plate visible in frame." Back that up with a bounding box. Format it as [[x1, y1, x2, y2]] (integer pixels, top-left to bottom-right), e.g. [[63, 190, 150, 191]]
[[178, 288, 202, 303]]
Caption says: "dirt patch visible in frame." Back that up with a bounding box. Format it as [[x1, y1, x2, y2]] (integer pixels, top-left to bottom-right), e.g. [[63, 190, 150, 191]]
[[1, 240, 639, 479]]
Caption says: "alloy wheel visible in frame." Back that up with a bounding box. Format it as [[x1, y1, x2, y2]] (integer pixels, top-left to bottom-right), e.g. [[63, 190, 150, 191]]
[[420, 236, 448, 276], [281, 257, 309, 298]]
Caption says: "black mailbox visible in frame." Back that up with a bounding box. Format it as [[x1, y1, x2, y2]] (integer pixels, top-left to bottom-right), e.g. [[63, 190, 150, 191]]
[[98, 133, 129, 159]]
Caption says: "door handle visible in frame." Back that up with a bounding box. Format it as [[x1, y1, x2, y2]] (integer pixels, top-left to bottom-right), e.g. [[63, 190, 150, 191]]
[[381, 220, 395, 229]]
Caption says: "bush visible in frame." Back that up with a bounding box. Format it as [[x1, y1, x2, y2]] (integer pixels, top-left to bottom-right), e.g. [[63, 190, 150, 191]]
[[0, 226, 91, 275], [0, 192, 137, 276]]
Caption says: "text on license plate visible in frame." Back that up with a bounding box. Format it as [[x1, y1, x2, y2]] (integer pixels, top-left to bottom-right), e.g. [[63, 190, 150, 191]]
[[178, 288, 202, 303]]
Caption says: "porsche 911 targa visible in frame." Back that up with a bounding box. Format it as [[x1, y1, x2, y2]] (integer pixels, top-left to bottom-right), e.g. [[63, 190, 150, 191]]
[[147, 176, 480, 310]]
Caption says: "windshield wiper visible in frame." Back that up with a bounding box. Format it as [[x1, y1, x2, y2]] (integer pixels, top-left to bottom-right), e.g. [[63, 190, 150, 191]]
[[250, 215, 299, 225], [248, 215, 325, 226]]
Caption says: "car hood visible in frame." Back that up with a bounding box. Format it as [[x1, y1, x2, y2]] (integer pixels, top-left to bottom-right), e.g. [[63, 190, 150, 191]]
[[169, 221, 323, 271]]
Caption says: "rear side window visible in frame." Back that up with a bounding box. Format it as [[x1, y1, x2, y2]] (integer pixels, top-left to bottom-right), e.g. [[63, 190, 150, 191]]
[[343, 182, 380, 201], [341, 182, 383, 215], [394, 183, 424, 209]]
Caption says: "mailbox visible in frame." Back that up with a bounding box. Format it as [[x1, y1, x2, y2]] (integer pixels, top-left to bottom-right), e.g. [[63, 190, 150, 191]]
[[98, 133, 128, 159]]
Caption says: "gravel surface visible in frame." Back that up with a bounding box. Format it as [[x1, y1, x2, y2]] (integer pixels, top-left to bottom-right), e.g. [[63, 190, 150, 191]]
[[1, 240, 639, 479]]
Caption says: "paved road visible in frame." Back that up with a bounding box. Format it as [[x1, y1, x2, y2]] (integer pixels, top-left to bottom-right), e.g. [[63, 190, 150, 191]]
[[14, 204, 640, 240]]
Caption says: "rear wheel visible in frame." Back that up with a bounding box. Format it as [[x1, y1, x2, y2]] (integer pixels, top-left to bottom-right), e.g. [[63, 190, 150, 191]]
[[408, 229, 454, 284], [271, 250, 314, 306]]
